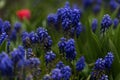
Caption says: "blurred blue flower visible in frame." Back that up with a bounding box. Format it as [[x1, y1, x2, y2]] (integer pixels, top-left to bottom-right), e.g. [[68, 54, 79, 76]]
[[36, 27, 48, 42], [45, 51, 56, 65], [94, 58, 105, 70], [65, 39, 76, 61], [99, 74, 108, 80], [76, 56, 85, 71], [93, 5, 101, 14], [62, 18, 72, 30], [0, 52, 13, 76], [14, 22, 22, 32], [76, 22, 83, 37], [110, 0, 118, 11], [11, 46, 25, 64], [2, 21, 11, 34], [104, 52, 114, 69], [72, 8, 81, 25], [29, 31, 39, 44], [56, 61, 65, 69], [47, 13, 58, 25], [113, 18, 119, 29], [7, 39, 10, 53], [101, 14, 112, 32], [10, 29, 17, 41], [82, 0, 93, 8], [22, 31, 30, 47], [27, 48, 33, 58], [58, 37, 66, 53], [91, 19, 98, 32], [0, 32, 7, 45], [26, 57, 40, 68], [61, 66, 71, 80], [51, 68, 62, 80], [44, 36, 53, 49], [0, 18, 3, 34]]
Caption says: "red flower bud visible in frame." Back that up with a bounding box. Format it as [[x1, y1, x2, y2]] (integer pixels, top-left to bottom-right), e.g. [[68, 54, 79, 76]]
[[16, 9, 31, 20]]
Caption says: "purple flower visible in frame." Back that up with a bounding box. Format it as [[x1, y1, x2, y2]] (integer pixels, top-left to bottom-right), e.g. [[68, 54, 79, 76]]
[[14, 22, 22, 32], [65, 39, 76, 61], [72, 8, 81, 25], [29, 31, 39, 44], [61, 66, 71, 80], [11, 46, 25, 64], [56, 61, 65, 69], [36, 27, 48, 42], [58, 37, 66, 53], [2, 21, 11, 34], [113, 18, 119, 29], [0, 32, 8, 45], [51, 68, 62, 80], [101, 14, 112, 32], [45, 51, 56, 65], [110, 0, 118, 11], [76, 56, 85, 71], [91, 19, 98, 32], [104, 52, 114, 69], [76, 22, 83, 37], [94, 58, 105, 70], [26, 57, 40, 68], [10, 30, 17, 41], [93, 4, 101, 14], [0, 52, 13, 76], [22, 31, 30, 47]]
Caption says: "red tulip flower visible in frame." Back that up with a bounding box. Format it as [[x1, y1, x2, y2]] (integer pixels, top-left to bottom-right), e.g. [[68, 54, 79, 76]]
[[16, 9, 31, 20]]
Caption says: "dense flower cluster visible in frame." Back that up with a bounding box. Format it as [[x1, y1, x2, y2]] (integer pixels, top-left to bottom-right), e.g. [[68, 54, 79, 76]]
[[22, 27, 52, 50], [47, 2, 83, 38], [47, 61, 72, 80], [91, 52, 114, 80], [0, 19, 22, 44], [0, 1, 118, 80], [0, 45, 41, 79]]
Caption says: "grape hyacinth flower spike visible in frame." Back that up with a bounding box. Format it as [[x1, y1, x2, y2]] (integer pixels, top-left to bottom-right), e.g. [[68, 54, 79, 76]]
[[101, 14, 112, 33], [76, 56, 85, 71]]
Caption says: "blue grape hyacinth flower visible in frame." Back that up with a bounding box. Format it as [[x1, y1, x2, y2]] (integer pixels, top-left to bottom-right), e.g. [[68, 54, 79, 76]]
[[104, 52, 114, 69], [14, 22, 22, 32], [0, 32, 7, 45], [65, 38, 77, 61], [91, 19, 98, 32], [11, 46, 25, 64], [45, 51, 56, 65], [29, 31, 39, 44], [25, 57, 40, 68], [94, 58, 105, 70], [2, 21, 11, 34], [51, 68, 62, 80], [109, 0, 118, 11], [113, 18, 119, 29], [61, 66, 71, 80], [56, 61, 65, 69], [36, 27, 48, 42], [101, 14, 112, 33], [0, 52, 13, 76], [58, 37, 66, 53], [76, 56, 85, 71]]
